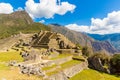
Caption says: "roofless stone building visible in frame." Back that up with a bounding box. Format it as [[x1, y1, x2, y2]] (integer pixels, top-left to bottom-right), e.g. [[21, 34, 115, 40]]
[[30, 31, 75, 49]]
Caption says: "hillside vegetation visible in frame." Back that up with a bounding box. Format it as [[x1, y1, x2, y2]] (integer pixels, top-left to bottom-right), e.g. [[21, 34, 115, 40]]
[[0, 50, 42, 80], [0, 11, 50, 39]]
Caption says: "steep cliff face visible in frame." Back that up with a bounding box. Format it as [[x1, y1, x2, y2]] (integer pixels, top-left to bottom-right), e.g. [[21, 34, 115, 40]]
[[50, 24, 118, 54]]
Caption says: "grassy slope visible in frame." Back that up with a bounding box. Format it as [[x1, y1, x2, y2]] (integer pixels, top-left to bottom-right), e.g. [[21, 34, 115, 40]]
[[0, 50, 23, 62], [0, 67, 42, 80], [70, 69, 120, 80], [0, 11, 50, 39], [51, 53, 72, 60], [61, 60, 81, 69], [0, 50, 23, 71], [46, 60, 82, 76], [0, 22, 51, 39], [0, 50, 42, 80]]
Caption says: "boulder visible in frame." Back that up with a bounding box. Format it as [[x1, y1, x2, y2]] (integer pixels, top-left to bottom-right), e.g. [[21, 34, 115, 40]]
[[88, 57, 110, 73]]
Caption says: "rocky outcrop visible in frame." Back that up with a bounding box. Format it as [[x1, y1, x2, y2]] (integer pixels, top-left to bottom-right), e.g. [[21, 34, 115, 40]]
[[88, 57, 110, 73]]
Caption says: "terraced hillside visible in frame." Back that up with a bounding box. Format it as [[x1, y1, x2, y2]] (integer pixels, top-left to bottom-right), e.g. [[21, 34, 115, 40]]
[[0, 49, 87, 80], [1, 49, 120, 80], [0, 50, 42, 80], [0, 33, 32, 51]]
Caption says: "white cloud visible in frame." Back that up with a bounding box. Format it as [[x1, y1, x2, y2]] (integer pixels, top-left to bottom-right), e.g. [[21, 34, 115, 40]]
[[66, 24, 90, 33], [39, 20, 45, 23], [25, 0, 76, 19], [15, 7, 24, 11], [66, 11, 120, 34], [0, 3, 13, 14]]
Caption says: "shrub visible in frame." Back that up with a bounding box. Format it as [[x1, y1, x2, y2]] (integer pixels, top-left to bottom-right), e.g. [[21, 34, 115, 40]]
[[110, 54, 120, 74], [82, 46, 93, 57]]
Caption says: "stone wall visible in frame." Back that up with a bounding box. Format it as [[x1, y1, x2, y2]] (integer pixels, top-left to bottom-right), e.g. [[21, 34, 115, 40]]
[[64, 61, 88, 78], [44, 56, 72, 67], [31, 31, 76, 49], [47, 61, 88, 80]]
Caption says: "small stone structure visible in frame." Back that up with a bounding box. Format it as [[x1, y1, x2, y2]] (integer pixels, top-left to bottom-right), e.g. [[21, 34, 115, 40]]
[[30, 31, 75, 49], [20, 49, 41, 62], [19, 64, 45, 76]]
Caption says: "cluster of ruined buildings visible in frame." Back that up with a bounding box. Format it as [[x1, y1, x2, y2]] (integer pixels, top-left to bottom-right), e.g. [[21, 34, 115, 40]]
[[9, 31, 83, 79], [30, 31, 75, 49]]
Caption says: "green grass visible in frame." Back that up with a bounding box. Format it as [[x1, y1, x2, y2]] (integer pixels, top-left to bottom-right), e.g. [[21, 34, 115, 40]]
[[61, 60, 81, 69], [0, 63, 9, 70], [72, 56, 85, 59], [51, 53, 72, 60], [0, 11, 51, 39], [0, 51, 23, 62], [46, 60, 81, 76], [0, 50, 43, 80], [0, 50, 23, 70], [46, 69, 60, 76], [42, 64, 57, 71], [72, 55, 85, 61], [70, 69, 120, 80]]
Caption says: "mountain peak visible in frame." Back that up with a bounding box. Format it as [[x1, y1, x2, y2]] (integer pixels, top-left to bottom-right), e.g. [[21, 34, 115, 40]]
[[0, 11, 33, 25], [49, 23, 63, 27]]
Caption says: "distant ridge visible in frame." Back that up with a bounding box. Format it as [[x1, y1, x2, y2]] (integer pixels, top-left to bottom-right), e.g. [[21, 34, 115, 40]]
[[88, 33, 120, 50], [49, 23, 62, 27]]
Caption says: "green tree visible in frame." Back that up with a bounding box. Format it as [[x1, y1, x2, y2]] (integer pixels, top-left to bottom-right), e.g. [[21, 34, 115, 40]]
[[110, 54, 120, 74], [82, 46, 93, 57]]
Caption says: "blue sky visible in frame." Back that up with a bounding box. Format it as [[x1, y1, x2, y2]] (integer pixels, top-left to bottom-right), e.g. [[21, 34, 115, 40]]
[[0, 0, 120, 34]]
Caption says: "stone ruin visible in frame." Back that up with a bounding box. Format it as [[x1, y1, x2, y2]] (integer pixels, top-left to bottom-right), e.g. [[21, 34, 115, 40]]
[[29, 31, 83, 55], [30, 31, 76, 49], [18, 64, 45, 77], [8, 31, 84, 79], [19, 48, 59, 62], [18, 48, 60, 76]]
